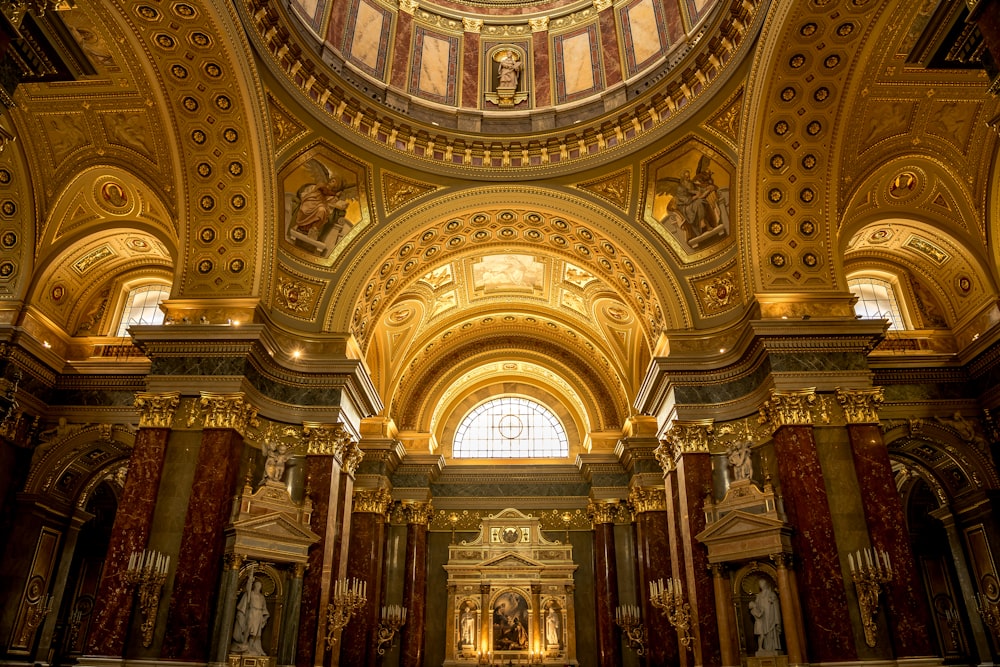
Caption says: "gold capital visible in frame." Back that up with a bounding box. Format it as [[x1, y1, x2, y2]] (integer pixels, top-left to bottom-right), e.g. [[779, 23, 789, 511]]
[[399, 0, 418, 13], [664, 420, 713, 456], [586, 499, 620, 526], [463, 17, 483, 32], [627, 486, 667, 514], [195, 392, 258, 434], [593, 0, 612, 10], [653, 441, 676, 472], [528, 16, 549, 32], [402, 500, 434, 525], [759, 388, 817, 431], [343, 439, 364, 475], [303, 422, 351, 458], [353, 488, 392, 515], [835, 387, 884, 425], [135, 392, 180, 429]]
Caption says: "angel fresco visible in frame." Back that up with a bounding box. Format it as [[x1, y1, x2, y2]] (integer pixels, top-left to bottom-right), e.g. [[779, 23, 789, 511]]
[[652, 153, 730, 251], [285, 158, 359, 257]]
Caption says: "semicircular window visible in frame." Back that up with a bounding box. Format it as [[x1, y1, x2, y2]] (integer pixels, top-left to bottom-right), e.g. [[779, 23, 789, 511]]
[[453, 397, 569, 459]]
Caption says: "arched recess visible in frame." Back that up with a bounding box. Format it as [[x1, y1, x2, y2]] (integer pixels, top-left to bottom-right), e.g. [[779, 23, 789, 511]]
[[884, 420, 1000, 663], [320, 186, 693, 337]]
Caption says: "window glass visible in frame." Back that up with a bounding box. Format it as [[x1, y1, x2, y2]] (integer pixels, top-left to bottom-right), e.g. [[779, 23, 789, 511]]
[[453, 397, 569, 458], [848, 277, 905, 330], [116, 284, 170, 336]]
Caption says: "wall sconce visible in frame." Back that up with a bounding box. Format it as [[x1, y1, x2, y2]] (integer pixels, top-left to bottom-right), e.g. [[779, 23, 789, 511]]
[[976, 592, 1000, 637], [649, 578, 693, 650], [122, 549, 169, 648], [325, 577, 366, 649], [614, 604, 646, 655], [848, 547, 892, 647], [375, 604, 406, 655]]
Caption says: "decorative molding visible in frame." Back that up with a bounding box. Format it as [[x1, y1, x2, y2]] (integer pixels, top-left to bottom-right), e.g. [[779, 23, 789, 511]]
[[836, 387, 884, 425], [758, 388, 817, 431], [401, 500, 434, 525], [627, 486, 667, 514], [462, 17, 482, 32], [353, 488, 392, 515], [134, 391, 180, 429]]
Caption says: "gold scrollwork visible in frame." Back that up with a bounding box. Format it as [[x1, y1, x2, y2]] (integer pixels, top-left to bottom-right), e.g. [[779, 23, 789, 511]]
[[303, 422, 351, 458], [586, 499, 620, 526], [835, 387, 884, 425], [653, 441, 676, 472], [759, 388, 817, 431], [194, 392, 258, 433], [353, 488, 393, 515], [664, 420, 714, 456], [343, 439, 364, 475], [402, 500, 434, 525], [627, 486, 667, 514], [135, 391, 181, 429]]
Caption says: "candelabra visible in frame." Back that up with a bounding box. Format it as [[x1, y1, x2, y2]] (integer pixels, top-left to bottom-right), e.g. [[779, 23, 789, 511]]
[[648, 578, 692, 650], [121, 549, 169, 648], [375, 604, 407, 655], [976, 592, 1000, 637], [325, 577, 367, 649], [847, 547, 892, 648], [614, 604, 646, 656], [16, 594, 52, 645]]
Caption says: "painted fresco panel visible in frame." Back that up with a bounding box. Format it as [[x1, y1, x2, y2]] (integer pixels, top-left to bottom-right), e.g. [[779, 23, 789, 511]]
[[620, 0, 667, 77], [553, 25, 602, 104], [410, 27, 459, 105], [344, 0, 390, 78]]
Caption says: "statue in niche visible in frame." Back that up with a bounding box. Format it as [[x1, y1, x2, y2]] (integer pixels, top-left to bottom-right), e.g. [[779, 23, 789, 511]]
[[727, 441, 753, 481], [232, 577, 270, 655], [545, 605, 561, 648], [497, 51, 522, 89], [459, 602, 476, 646], [262, 441, 292, 484], [749, 577, 782, 654]]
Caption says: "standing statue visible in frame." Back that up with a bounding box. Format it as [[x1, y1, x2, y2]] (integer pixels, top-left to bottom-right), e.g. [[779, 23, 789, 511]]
[[460, 604, 476, 645], [545, 607, 561, 647], [262, 441, 292, 484], [727, 441, 753, 481], [232, 577, 270, 655], [497, 52, 522, 89], [748, 578, 782, 654]]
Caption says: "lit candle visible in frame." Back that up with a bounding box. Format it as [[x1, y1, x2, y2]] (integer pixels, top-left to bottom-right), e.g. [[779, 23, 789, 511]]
[[848, 552, 854, 572]]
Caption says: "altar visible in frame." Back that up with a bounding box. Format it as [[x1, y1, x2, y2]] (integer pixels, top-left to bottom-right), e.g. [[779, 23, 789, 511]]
[[442, 508, 578, 665]]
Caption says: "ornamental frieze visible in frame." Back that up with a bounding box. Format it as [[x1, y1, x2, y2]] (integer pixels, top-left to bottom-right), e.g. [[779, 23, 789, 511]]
[[135, 391, 180, 429], [835, 387, 884, 425]]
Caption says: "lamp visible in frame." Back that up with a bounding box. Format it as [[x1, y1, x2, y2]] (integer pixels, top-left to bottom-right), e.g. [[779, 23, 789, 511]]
[[648, 578, 693, 650], [375, 604, 406, 655], [614, 604, 646, 655], [122, 549, 169, 648], [848, 547, 892, 647], [325, 577, 366, 649]]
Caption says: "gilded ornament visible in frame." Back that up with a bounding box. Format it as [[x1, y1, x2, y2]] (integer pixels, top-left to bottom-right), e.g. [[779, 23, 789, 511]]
[[653, 441, 676, 472], [758, 389, 817, 431], [399, 0, 418, 13], [194, 392, 258, 433], [586, 500, 620, 525], [462, 17, 482, 32], [593, 0, 612, 10], [276, 277, 315, 313], [628, 486, 667, 514], [528, 16, 549, 32], [343, 439, 364, 474], [663, 420, 713, 456], [402, 500, 434, 525], [303, 422, 351, 458], [835, 387, 884, 425], [353, 488, 392, 515], [135, 391, 180, 429]]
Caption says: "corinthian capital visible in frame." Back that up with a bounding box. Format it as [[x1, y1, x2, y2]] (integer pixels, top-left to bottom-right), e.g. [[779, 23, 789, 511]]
[[353, 488, 393, 515], [759, 388, 816, 431], [135, 392, 180, 429], [302, 422, 352, 458], [195, 392, 258, 434], [463, 17, 483, 32], [402, 500, 434, 525], [835, 387, 884, 425], [653, 441, 676, 472], [664, 420, 713, 456], [627, 486, 667, 514], [343, 439, 365, 474], [586, 499, 620, 526], [528, 16, 549, 32]]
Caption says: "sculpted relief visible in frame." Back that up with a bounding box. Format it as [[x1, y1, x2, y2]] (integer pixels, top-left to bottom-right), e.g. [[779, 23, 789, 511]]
[[644, 142, 733, 260]]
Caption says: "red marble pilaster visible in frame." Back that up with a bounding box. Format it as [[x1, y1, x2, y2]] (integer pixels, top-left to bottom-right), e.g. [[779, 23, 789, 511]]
[[773, 425, 857, 662], [162, 428, 244, 660], [847, 422, 935, 657], [588, 500, 621, 667], [339, 494, 389, 667], [662, 467, 689, 667], [297, 454, 342, 667], [462, 30, 480, 108], [597, 7, 623, 87], [531, 30, 550, 107], [635, 509, 677, 665], [400, 502, 431, 667], [85, 427, 170, 657], [675, 452, 720, 667], [390, 11, 414, 91], [326, 0, 349, 51]]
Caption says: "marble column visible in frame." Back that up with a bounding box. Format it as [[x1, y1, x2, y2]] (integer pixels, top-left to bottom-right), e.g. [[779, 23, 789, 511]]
[[663, 421, 720, 667], [656, 446, 689, 667], [297, 423, 351, 667], [708, 564, 739, 667], [339, 488, 392, 667], [279, 563, 306, 665], [479, 583, 490, 656], [210, 553, 245, 663], [389, 1, 415, 90], [162, 393, 257, 661], [771, 553, 807, 667], [594, 0, 623, 86], [400, 501, 433, 667], [761, 389, 856, 663], [85, 392, 179, 657], [461, 19, 481, 109], [588, 500, 622, 667], [837, 388, 935, 658], [530, 19, 551, 108], [629, 486, 677, 666], [530, 584, 542, 655]]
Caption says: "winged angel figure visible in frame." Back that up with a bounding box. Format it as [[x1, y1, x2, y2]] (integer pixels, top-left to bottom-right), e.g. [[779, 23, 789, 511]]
[[285, 159, 359, 256], [653, 154, 729, 250]]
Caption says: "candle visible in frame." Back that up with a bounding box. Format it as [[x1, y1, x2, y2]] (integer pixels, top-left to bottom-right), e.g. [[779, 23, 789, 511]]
[[848, 552, 854, 572]]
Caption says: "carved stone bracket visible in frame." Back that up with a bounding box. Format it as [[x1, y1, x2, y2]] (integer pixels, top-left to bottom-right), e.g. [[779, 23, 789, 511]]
[[759, 388, 817, 432], [191, 392, 259, 434], [302, 422, 351, 459], [586, 499, 620, 526], [135, 391, 181, 429], [835, 387, 884, 425], [401, 500, 434, 525], [627, 486, 667, 514], [353, 488, 393, 516]]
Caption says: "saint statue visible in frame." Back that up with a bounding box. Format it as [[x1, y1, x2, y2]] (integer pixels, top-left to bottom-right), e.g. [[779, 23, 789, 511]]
[[460, 604, 476, 645], [232, 577, 270, 656], [545, 607, 561, 647], [748, 578, 782, 654], [497, 52, 522, 89]]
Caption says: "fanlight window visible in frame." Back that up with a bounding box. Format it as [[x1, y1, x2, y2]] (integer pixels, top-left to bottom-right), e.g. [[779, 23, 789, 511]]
[[453, 397, 569, 458], [848, 276, 905, 330], [116, 284, 170, 336]]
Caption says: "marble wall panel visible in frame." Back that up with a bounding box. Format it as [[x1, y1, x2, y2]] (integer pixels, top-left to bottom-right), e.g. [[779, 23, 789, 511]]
[[462, 32, 480, 108], [390, 11, 412, 89], [620, 0, 667, 77], [553, 25, 603, 104], [344, 0, 390, 79], [410, 27, 458, 106], [847, 423, 935, 657], [532, 32, 551, 107]]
